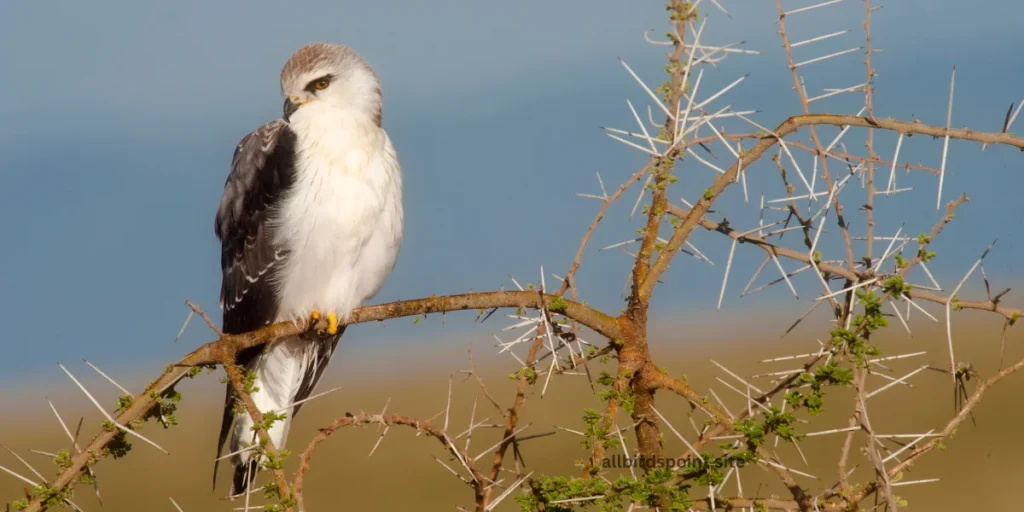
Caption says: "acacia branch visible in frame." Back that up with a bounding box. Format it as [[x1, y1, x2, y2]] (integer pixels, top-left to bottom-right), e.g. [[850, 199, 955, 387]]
[[898, 194, 968, 278], [483, 316, 547, 507], [557, 162, 653, 296], [222, 362, 292, 506], [640, 113, 1024, 300], [847, 355, 1024, 507], [20, 291, 617, 512], [787, 141, 943, 176], [666, 202, 1023, 320], [889, 356, 1024, 474], [776, 0, 858, 272], [646, 363, 816, 510], [293, 412, 486, 512]]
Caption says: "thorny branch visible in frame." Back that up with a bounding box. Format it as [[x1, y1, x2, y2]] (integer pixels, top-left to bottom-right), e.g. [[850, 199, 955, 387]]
[[293, 412, 488, 512], [16, 292, 615, 512], [222, 362, 293, 505]]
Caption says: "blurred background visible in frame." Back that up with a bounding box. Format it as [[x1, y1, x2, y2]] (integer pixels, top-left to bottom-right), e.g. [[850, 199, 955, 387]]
[[2, 0, 1023, 510]]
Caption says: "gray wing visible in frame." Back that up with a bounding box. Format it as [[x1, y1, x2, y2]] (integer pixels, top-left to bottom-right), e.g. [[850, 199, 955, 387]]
[[212, 119, 296, 490], [215, 118, 294, 333]]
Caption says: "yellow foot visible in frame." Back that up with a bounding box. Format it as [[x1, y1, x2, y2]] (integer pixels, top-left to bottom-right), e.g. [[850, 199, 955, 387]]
[[307, 309, 322, 330], [327, 312, 339, 335]]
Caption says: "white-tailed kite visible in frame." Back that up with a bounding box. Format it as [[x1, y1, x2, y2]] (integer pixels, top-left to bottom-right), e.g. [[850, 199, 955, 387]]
[[212, 43, 403, 495]]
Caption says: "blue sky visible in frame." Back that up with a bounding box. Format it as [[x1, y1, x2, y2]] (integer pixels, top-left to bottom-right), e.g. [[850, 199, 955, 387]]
[[1, 0, 1022, 383]]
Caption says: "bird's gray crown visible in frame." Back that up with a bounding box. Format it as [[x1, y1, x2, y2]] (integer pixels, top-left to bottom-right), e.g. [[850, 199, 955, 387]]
[[280, 43, 375, 94], [278, 42, 383, 126]]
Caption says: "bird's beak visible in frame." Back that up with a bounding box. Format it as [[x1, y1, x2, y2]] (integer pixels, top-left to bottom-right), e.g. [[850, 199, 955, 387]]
[[283, 96, 304, 121]]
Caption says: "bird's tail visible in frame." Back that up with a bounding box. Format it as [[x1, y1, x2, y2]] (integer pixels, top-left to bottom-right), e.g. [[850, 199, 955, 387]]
[[213, 328, 343, 497]]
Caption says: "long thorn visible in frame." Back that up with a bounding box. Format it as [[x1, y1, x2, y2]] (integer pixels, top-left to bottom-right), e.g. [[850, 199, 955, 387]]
[[58, 363, 169, 454]]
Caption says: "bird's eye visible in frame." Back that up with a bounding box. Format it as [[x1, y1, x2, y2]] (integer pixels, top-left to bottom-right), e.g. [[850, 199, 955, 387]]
[[303, 75, 334, 93]]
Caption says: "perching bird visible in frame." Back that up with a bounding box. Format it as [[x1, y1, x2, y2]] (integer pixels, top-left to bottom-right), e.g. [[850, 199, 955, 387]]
[[212, 43, 403, 495]]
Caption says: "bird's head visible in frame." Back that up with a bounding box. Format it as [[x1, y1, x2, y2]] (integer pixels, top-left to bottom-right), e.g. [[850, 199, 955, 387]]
[[279, 43, 382, 126]]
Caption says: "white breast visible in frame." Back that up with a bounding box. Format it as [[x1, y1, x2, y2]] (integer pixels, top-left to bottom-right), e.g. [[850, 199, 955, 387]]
[[270, 105, 404, 323]]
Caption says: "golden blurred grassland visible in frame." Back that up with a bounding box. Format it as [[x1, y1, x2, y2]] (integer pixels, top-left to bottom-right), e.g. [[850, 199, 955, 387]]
[[2, 306, 1022, 511]]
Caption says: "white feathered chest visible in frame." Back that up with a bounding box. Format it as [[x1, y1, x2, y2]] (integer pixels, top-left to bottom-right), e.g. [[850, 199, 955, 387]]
[[270, 105, 404, 324]]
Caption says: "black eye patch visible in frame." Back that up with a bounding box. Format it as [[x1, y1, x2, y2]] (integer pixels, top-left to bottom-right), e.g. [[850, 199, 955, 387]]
[[304, 74, 335, 92]]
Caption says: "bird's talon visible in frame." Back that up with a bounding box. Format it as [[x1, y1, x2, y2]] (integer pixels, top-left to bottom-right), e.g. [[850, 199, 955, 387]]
[[327, 312, 339, 335], [308, 309, 323, 332]]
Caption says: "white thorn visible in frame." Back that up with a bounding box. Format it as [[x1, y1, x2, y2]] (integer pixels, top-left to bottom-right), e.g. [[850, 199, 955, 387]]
[[58, 363, 169, 455], [793, 47, 862, 68], [784, 0, 844, 16], [619, 58, 674, 119], [887, 133, 904, 193], [938, 66, 955, 211], [866, 365, 930, 399], [791, 29, 851, 48]]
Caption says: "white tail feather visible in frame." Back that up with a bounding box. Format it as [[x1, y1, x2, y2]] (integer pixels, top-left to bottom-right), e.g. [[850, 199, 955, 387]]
[[229, 337, 319, 469]]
